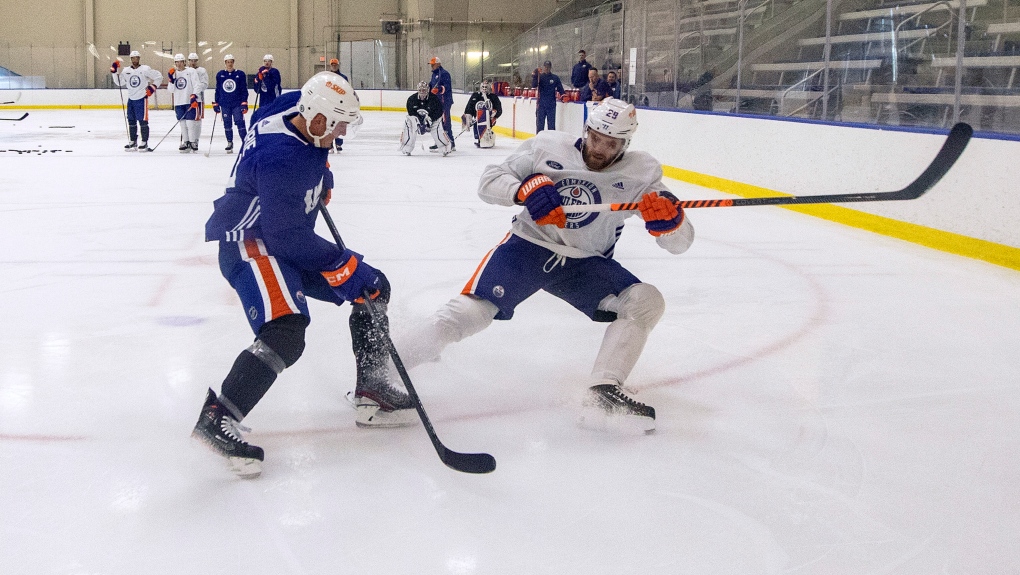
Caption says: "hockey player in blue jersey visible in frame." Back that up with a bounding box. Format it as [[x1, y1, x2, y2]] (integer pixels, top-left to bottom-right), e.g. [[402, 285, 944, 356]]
[[192, 72, 413, 478], [253, 54, 282, 110], [212, 54, 248, 153]]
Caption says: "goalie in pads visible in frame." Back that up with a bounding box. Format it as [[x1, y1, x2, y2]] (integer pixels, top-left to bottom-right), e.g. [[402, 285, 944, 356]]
[[462, 80, 502, 148], [400, 81, 451, 156]]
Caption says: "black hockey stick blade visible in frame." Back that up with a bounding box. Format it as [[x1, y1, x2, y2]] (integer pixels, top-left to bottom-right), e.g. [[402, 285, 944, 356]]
[[0, 113, 28, 121], [689, 122, 972, 208]]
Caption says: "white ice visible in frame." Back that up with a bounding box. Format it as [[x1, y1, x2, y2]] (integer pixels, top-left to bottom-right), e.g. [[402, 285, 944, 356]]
[[0, 108, 1018, 575]]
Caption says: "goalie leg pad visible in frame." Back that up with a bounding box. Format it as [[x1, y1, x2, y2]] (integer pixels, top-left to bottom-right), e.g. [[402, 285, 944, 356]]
[[399, 115, 418, 154]]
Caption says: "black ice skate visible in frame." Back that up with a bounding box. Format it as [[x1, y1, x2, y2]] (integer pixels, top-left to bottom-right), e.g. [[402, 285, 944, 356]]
[[192, 388, 264, 478], [178, 141, 190, 152], [124, 141, 137, 151], [224, 141, 233, 153], [350, 379, 418, 428], [580, 382, 656, 433], [138, 142, 151, 152], [428, 144, 439, 153]]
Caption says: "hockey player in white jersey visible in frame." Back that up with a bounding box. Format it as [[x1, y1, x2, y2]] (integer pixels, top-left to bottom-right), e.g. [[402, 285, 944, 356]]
[[110, 50, 162, 151], [167, 53, 200, 152], [391, 98, 694, 432], [186, 52, 209, 152]]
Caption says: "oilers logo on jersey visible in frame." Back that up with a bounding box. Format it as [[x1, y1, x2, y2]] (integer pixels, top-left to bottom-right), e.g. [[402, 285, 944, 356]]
[[174, 76, 188, 90], [222, 79, 237, 93], [129, 75, 142, 88], [557, 178, 602, 229]]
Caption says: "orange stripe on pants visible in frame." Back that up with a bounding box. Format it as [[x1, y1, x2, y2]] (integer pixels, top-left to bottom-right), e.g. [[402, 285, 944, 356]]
[[461, 232, 511, 295], [243, 239, 295, 320]]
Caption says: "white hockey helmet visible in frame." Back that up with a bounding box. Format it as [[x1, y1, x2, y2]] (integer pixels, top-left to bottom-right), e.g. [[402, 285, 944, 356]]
[[298, 71, 362, 147], [174, 53, 185, 63], [129, 50, 140, 58], [224, 54, 234, 61], [263, 54, 274, 61], [584, 97, 638, 152]]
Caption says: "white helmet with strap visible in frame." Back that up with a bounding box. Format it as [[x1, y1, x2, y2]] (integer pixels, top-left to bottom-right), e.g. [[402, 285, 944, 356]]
[[297, 71, 362, 147], [584, 97, 638, 153]]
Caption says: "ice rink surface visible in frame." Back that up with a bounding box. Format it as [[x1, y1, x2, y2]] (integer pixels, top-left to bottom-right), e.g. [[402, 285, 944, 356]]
[[1, 108, 1018, 575]]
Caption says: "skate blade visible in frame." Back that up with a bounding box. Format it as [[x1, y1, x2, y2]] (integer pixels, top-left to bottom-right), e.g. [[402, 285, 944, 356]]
[[578, 407, 655, 435], [355, 403, 419, 428], [227, 456, 263, 478]]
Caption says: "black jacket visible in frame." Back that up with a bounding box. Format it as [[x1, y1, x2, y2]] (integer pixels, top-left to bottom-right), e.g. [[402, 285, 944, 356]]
[[406, 92, 444, 122]]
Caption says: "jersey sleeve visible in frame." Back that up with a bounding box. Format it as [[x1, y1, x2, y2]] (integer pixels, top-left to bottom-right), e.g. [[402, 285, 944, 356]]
[[491, 95, 503, 118], [477, 139, 539, 206], [256, 155, 343, 270], [146, 68, 163, 87]]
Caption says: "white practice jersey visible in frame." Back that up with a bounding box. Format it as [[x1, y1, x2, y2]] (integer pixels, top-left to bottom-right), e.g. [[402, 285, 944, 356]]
[[112, 65, 162, 101], [478, 130, 694, 259], [191, 66, 209, 101], [167, 66, 199, 106]]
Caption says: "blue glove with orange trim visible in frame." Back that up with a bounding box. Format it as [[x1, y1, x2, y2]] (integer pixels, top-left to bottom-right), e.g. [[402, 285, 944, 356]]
[[145, 85, 157, 97], [110, 61, 120, 74], [241, 101, 248, 114], [189, 94, 199, 109], [167, 67, 176, 81], [515, 173, 565, 228], [638, 191, 684, 237], [212, 102, 221, 114], [322, 251, 382, 303]]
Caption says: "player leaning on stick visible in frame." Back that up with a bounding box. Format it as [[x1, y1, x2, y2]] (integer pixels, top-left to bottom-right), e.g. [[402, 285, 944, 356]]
[[391, 98, 694, 432], [110, 50, 162, 151], [167, 53, 201, 152], [193, 72, 415, 478]]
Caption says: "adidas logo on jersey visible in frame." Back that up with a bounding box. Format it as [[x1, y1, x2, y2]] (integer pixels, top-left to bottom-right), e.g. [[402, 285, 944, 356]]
[[612, 182, 625, 190]]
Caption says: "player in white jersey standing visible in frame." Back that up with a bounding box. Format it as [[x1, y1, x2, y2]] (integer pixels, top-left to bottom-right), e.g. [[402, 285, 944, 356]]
[[167, 53, 200, 152], [110, 50, 162, 151], [391, 98, 694, 432], [187, 52, 209, 152]]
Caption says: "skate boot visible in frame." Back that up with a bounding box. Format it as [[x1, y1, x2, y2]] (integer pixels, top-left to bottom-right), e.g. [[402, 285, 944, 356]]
[[190, 142, 199, 153], [138, 141, 151, 152], [580, 381, 656, 433], [124, 141, 137, 151], [351, 378, 418, 428], [192, 388, 264, 478], [428, 144, 439, 153], [178, 141, 190, 152], [225, 141, 233, 153]]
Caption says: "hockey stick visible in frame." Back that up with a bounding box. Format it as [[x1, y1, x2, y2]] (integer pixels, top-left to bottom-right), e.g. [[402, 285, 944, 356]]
[[115, 68, 129, 138], [204, 112, 219, 157], [562, 122, 973, 214], [146, 118, 182, 152], [318, 200, 497, 474], [0, 113, 28, 121]]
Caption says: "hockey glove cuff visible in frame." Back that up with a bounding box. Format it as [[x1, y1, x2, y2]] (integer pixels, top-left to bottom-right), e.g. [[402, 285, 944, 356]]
[[110, 61, 120, 74], [145, 85, 157, 97], [189, 94, 199, 108], [241, 101, 248, 114], [516, 174, 566, 228], [638, 191, 684, 237], [212, 102, 221, 114], [322, 251, 381, 304]]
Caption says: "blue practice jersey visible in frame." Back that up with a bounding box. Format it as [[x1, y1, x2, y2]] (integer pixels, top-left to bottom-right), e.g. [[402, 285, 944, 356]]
[[205, 104, 340, 272], [429, 66, 453, 106], [215, 69, 248, 108], [254, 67, 282, 104]]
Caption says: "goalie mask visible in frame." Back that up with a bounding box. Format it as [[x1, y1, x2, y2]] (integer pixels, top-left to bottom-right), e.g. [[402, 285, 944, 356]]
[[417, 80, 429, 100], [479, 80, 491, 95], [581, 97, 637, 170], [298, 71, 362, 147]]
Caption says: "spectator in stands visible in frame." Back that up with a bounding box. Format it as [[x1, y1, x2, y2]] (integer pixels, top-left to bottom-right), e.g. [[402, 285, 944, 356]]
[[678, 68, 716, 111], [605, 71, 622, 100], [571, 50, 594, 89], [531, 60, 566, 132], [579, 68, 610, 103]]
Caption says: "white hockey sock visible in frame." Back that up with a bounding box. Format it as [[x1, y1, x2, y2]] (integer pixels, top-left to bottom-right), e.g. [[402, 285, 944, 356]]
[[590, 283, 665, 385], [392, 295, 497, 370], [188, 120, 201, 144], [179, 120, 191, 144]]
